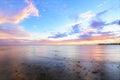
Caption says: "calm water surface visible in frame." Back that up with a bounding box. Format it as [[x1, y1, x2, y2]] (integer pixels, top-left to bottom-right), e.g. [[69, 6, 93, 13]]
[[0, 45, 120, 80]]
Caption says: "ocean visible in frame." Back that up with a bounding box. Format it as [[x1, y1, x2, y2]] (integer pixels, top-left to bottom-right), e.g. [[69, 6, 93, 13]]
[[0, 45, 120, 80]]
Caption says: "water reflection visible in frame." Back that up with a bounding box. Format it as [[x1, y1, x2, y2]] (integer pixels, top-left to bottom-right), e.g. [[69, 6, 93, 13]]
[[0, 45, 120, 80]]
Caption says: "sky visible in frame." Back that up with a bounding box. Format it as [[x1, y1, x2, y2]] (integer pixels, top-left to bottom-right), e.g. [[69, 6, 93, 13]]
[[0, 0, 120, 45]]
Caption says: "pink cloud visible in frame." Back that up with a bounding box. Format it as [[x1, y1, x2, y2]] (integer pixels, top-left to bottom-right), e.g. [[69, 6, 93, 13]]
[[0, 0, 39, 24], [0, 26, 30, 39]]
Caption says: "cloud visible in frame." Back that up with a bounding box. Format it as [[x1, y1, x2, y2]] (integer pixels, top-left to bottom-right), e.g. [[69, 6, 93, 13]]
[[101, 24, 120, 32], [29, 33, 49, 40], [49, 10, 107, 39], [0, 26, 52, 40], [79, 11, 95, 22], [69, 24, 80, 35], [79, 10, 107, 21], [48, 23, 81, 39], [96, 10, 108, 17], [48, 9, 119, 42], [49, 34, 79, 41], [106, 20, 120, 25], [0, 39, 22, 45], [0, 0, 39, 24], [97, 0, 109, 8], [79, 34, 91, 40], [80, 11, 95, 18], [48, 32, 67, 38], [0, 26, 30, 39], [89, 10, 108, 29], [77, 10, 108, 30], [90, 20, 105, 28]]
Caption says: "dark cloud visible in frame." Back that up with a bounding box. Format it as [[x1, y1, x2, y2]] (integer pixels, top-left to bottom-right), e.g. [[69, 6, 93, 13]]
[[97, 31, 112, 35], [119, 20, 120, 25], [69, 24, 80, 35], [90, 19, 105, 29], [106, 20, 120, 25]]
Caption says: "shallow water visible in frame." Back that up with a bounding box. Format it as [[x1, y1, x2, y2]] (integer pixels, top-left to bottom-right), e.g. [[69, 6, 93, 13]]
[[0, 45, 120, 80]]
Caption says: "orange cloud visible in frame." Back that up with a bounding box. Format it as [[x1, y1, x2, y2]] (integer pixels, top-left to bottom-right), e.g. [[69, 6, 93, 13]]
[[0, 37, 120, 45], [46, 34, 120, 45], [0, 0, 39, 24]]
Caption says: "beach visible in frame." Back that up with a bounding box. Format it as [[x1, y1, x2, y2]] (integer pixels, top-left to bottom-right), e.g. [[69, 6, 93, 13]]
[[0, 45, 120, 80]]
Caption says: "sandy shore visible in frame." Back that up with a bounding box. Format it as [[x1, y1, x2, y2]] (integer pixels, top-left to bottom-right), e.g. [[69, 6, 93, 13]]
[[0, 45, 120, 80], [0, 57, 120, 80]]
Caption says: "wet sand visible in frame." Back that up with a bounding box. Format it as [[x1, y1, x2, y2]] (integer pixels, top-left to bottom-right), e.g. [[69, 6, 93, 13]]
[[0, 45, 120, 80]]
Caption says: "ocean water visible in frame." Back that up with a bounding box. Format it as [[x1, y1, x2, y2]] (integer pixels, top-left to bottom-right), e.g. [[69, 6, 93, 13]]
[[0, 45, 120, 80]]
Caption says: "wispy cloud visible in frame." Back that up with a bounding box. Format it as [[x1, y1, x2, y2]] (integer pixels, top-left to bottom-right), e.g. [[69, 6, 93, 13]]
[[97, 0, 110, 8], [0, 25, 51, 40], [0, 26, 30, 39], [106, 20, 120, 25], [89, 10, 108, 29], [0, 0, 39, 24], [48, 32, 67, 38], [48, 9, 120, 42], [48, 23, 81, 40], [79, 11, 95, 20]]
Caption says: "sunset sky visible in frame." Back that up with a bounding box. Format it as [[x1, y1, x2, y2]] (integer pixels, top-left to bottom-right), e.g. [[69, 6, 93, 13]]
[[0, 0, 120, 45]]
